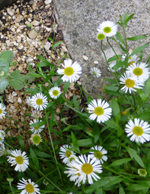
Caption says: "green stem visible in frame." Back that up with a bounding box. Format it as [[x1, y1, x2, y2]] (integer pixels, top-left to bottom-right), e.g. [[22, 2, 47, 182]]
[[116, 131, 124, 159], [74, 82, 93, 100], [4, 142, 14, 150], [100, 41, 119, 85], [103, 166, 134, 182], [107, 37, 119, 59], [102, 129, 116, 144], [46, 111, 63, 183], [122, 25, 128, 55], [36, 169, 57, 184], [8, 182, 14, 194], [31, 27, 48, 60]]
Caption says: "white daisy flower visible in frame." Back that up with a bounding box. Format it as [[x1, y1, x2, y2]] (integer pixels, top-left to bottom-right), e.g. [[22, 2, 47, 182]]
[[0, 103, 6, 119], [7, 149, 29, 172], [57, 59, 82, 83], [65, 155, 102, 185], [96, 31, 106, 41], [125, 118, 150, 144], [68, 154, 78, 163], [122, 53, 138, 66], [120, 72, 144, 93], [87, 99, 112, 123], [29, 119, 45, 134], [59, 145, 74, 164], [90, 67, 101, 78], [0, 134, 4, 144], [0, 143, 5, 157], [138, 169, 147, 177], [30, 93, 48, 111], [97, 21, 117, 37], [31, 110, 42, 120], [126, 63, 150, 83], [17, 178, 40, 194], [30, 134, 42, 146], [0, 130, 5, 138], [89, 145, 108, 164], [26, 97, 32, 106], [108, 62, 121, 72], [49, 86, 61, 99]]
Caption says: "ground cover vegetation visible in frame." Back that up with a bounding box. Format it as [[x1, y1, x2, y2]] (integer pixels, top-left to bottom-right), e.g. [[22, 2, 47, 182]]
[[1, 12, 150, 194]]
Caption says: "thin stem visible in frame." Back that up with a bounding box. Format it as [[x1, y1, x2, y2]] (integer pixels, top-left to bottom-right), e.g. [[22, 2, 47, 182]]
[[103, 166, 134, 182], [46, 111, 63, 183], [122, 25, 128, 55], [8, 182, 14, 194], [102, 129, 116, 144], [107, 37, 119, 59], [31, 27, 48, 60], [36, 169, 57, 184], [100, 41, 119, 85], [4, 142, 14, 150]]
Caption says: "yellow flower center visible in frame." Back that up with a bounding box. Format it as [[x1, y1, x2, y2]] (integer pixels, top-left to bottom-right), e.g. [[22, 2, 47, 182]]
[[52, 90, 59, 96], [65, 150, 72, 158], [103, 27, 111, 33], [94, 151, 103, 159], [125, 79, 135, 88], [36, 99, 43, 105], [93, 71, 97, 75], [64, 67, 74, 76], [132, 126, 143, 136], [133, 67, 143, 76], [138, 169, 147, 176], [97, 33, 105, 40], [82, 163, 93, 174], [128, 61, 135, 66], [32, 135, 41, 145], [0, 109, 2, 114], [25, 183, 34, 193], [34, 127, 40, 130], [69, 156, 75, 162], [16, 156, 24, 164], [94, 107, 104, 116], [1, 132, 4, 136]]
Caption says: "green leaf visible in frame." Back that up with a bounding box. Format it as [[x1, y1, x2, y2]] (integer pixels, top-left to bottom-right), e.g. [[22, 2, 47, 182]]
[[105, 85, 119, 92], [116, 31, 125, 45], [36, 152, 51, 158], [105, 119, 122, 136], [30, 120, 46, 128], [8, 70, 26, 90], [126, 147, 145, 168], [71, 132, 80, 153], [26, 72, 42, 78], [36, 55, 47, 62], [127, 184, 149, 191], [137, 89, 147, 102], [18, 135, 24, 150], [127, 35, 147, 41], [119, 185, 125, 194], [144, 78, 150, 97], [47, 37, 54, 42], [131, 43, 149, 56], [0, 78, 9, 91], [30, 148, 40, 170], [109, 158, 132, 167], [0, 50, 14, 63], [78, 138, 93, 147], [0, 58, 9, 77], [108, 55, 122, 62], [111, 98, 121, 122], [63, 81, 70, 94], [24, 73, 35, 84], [52, 41, 63, 49], [124, 13, 134, 27]]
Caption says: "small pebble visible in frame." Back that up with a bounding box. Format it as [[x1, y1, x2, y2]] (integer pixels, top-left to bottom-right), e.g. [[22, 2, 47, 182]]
[[83, 55, 88, 60]]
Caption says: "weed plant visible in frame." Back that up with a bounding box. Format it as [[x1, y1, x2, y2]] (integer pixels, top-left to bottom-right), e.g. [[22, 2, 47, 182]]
[[0, 13, 150, 194]]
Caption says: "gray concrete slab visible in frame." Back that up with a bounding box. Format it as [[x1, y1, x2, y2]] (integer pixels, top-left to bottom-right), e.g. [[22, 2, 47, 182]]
[[54, 0, 150, 98]]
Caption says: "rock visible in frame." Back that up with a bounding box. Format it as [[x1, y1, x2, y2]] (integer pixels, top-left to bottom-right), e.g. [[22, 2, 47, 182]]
[[7, 8, 15, 16], [44, 42, 51, 50], [94, 61, 99, 64], [31, 20, 39, 26], [15, 15, 23, 23], [83, 55, 88, 60], [18, 97, 22, 103], [45, 0, 52, 5], [28, 30, 37, 39]]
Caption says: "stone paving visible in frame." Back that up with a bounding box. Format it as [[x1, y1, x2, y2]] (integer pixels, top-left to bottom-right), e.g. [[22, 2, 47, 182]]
[[54, 0, 150, 98]]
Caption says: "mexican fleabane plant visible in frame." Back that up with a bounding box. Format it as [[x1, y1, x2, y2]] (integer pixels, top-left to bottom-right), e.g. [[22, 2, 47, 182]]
[[2, 12, 150, 194]]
